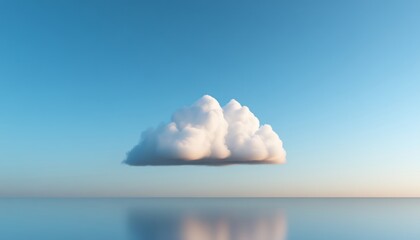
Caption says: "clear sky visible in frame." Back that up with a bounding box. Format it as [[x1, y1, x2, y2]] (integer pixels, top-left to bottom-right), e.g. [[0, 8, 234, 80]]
[[1, 0, 419, 197]]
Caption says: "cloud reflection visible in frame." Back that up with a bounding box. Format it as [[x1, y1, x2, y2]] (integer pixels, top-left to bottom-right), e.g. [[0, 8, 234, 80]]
[[127, 199, 287, 240]]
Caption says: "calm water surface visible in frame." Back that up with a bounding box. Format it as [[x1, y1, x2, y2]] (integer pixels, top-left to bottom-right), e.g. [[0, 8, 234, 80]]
[[1, 198, 420, 240]]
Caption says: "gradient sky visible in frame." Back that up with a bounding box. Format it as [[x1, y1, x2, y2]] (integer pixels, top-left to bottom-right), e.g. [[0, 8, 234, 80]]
[[1, 0, 419, 197]]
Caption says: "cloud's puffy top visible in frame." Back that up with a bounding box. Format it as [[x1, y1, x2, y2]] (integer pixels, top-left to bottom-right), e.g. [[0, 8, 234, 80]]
[[125, 95, 286, 166]]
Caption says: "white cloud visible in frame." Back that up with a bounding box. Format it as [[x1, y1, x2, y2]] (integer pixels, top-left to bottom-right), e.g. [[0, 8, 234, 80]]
[[125, 95, 286, 166]]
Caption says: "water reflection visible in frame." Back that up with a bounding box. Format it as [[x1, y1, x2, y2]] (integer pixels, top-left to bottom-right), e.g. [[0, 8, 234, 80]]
[[127, 199, 287, 240]]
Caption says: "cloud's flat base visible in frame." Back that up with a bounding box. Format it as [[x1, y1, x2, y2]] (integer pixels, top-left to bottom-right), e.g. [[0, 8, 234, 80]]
[[125, 158, 279, 166]]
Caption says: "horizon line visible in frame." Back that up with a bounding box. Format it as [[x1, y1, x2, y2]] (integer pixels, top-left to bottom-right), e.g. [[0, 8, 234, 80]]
[[2, 196, 420, 199]]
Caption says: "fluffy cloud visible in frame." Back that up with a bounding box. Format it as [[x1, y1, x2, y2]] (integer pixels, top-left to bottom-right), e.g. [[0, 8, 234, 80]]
[[125, 95, 286, 166]]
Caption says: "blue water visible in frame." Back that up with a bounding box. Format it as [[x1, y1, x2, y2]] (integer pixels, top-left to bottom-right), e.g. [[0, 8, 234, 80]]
[[1, 198, 420, 240]]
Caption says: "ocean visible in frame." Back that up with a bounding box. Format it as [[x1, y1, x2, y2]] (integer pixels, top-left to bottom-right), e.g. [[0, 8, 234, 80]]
[[1, 198, 420, 240]]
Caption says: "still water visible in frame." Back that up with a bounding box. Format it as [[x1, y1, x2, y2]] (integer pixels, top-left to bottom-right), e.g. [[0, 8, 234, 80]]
[[1, 198, 420, 240]]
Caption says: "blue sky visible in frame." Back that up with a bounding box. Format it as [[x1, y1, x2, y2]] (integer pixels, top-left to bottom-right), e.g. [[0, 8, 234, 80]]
[[1, 0, 419, 197]]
